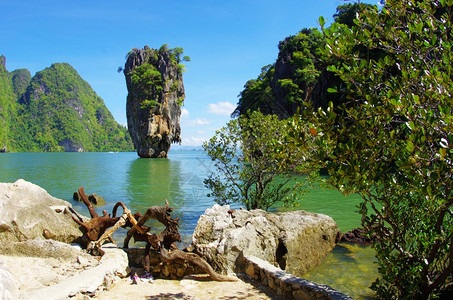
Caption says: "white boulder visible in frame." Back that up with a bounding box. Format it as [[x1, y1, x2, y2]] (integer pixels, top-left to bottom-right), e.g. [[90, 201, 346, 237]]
[[192, 205, 340, 276]]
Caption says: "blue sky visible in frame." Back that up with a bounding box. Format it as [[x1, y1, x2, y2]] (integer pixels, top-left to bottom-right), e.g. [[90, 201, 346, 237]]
[[1, 0, 377, 146]]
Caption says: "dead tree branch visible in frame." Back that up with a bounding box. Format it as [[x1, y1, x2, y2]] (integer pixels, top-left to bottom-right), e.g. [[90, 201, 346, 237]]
[[71, 189, 233, 281], [123, 199, 181, 250], [71, 187, 119, 243], [160, 248, 237, 282]]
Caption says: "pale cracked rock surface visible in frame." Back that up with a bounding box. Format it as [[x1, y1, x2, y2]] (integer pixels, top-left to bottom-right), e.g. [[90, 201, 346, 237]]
[[192, 205, 340, 276], [0, 179, 84, 246], [0, 244, 128, 300], [92, 273, 287, 300]]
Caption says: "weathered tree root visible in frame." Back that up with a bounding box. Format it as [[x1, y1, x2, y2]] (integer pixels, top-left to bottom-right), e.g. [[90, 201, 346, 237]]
[[160, 248, 238, 282], [71, 187, 119, 244], [93, 202, 130, 248], [124, 199, 181, 250], [71, 190, 232, 282]]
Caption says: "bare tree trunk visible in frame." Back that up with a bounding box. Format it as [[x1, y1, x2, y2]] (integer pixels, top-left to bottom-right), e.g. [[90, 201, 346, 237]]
[[160, 248, 237, 282]]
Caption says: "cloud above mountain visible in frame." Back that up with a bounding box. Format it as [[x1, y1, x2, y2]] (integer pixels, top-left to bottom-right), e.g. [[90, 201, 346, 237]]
[[208, 101, 235, 116]]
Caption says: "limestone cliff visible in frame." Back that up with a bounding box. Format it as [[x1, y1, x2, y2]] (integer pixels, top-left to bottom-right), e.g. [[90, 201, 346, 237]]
[[124, 45, 185, 158], [269, 33, 332, 118], [232, 28, 334, 119]]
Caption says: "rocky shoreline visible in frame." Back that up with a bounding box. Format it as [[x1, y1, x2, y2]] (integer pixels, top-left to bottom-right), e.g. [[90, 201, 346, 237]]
[[0, 179, 352, 299]]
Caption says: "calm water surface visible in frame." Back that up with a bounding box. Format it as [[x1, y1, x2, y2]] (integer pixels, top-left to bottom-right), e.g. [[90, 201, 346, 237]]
[[0, 151, 377, 298]]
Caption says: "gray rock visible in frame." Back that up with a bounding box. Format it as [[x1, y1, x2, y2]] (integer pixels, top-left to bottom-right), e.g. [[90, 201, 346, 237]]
[[0, 239, 84, 261], [124, 45, 185, 158], [11, 245, 128, 300], [192, 205, 340, 276], [0, 260, 16, 300], [0, 179, 83, 247], [59, 138, 84, 152]]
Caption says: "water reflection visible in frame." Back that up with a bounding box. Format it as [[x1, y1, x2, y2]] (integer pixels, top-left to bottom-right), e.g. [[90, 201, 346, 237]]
[[125, 157, 182, 210], [303, 242, 378, 299], [124, 154, 212, 246], [1, 152, 378, 295]]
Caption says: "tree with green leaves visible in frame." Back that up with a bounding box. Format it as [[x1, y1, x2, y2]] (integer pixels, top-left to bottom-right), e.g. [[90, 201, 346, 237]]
[[203, 110, 316, 211], [333, 2, 371, 27], [290, 0, 452, 298], [232, 65, 275, 117]]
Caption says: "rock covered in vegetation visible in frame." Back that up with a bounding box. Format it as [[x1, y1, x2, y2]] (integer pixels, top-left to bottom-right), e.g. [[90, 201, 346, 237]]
[[0, 179, 84, 247], [192, 205, 340, 276], [233, 5, 371, 120], [124, 45, 185, 158], [269, 30, 333, 116], [0, 55, 133, 152], [232, 29, 331, 119], [0, 55, 17, 150]]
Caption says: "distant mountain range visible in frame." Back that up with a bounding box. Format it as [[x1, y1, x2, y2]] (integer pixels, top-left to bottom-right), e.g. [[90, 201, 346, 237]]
[[171, 145, 203, 152], [0, 55, 133, 152]]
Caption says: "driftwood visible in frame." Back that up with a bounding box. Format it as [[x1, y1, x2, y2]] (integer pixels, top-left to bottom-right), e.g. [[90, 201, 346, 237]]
[[71, 187, 120, 243], [123, 199, 181, 250], [94, 201, 140, 249], [72, 188, 236, 281]]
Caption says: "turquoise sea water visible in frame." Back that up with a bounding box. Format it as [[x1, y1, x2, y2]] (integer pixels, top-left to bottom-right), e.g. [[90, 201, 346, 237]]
[[0, 151, 377, 298]]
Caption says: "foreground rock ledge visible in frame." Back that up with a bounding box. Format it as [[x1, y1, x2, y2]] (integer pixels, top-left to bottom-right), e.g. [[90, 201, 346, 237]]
[[0, 179, 84, 245], [193, 205, 340, 276], [0, 180, 346, 299], [0, 180, 129, 299], [1, 243, 128, 300], [19, 245, 128, 300]]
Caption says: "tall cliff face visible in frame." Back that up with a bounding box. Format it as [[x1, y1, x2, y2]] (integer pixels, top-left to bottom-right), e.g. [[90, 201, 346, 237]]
[[233, 29, 333, 120], [268, 32, 332, 118], [124, 45, 185, 158], [17, 63, 133, 152]]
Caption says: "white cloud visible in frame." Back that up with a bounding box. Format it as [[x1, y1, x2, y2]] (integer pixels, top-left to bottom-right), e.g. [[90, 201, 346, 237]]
[[192, 118, 211, 125], [181, 116, 211, 126], [180, 107, 211, 126], [208, 101, 236, 116], [181, 136, 208, 146], [181, 108, 190, 118]]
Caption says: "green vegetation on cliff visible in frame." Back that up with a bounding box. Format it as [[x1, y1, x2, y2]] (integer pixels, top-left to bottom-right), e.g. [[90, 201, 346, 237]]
[[126, 44, 189, 110], [130, 62, 163, 110], [0, 56, 17, 150], [232, 3, 371, 119], [123, 44, 187, 158], [0, 57, 133, 152]]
